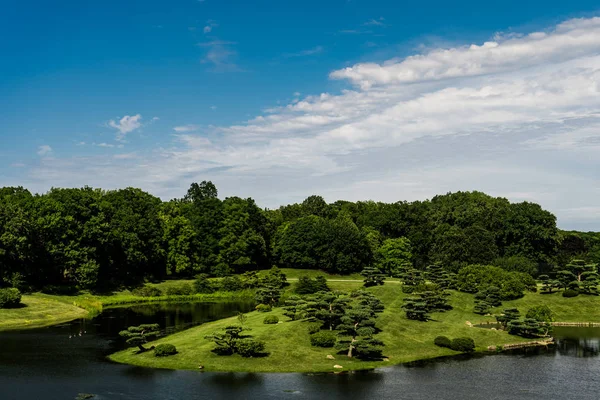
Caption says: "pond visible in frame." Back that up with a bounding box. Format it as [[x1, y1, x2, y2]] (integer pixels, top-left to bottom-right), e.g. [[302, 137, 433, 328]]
[[1, 303, 600, 400]]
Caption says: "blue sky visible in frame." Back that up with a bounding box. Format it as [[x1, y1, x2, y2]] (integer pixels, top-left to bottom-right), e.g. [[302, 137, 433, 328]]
[[1, 0, 600, 230]]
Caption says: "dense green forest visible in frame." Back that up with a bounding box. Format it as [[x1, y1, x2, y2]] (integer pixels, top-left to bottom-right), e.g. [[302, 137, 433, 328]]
[[0, 182, 598, 292]]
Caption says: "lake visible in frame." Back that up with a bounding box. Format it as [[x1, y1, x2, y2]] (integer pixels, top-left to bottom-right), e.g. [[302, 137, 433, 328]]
[[1, 302, 599, 400]]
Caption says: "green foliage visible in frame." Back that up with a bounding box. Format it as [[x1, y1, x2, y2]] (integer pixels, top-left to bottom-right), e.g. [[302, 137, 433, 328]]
[[119, 324, 161, 351], [305, 291, 351, 330], [539, 275, 560, 294], [375, 237, 413, 277], [474, 286, 502, 307], [283, 296, 308, 321], [493, 256, 538, 277], [335, 291, 384, 358], [310, 331, 336, 347], [255, 284, 282, 306], [234, 338, 267, 357], [220, 275, 243, 292], [403, 287, 452, 321], [255, 304, 272, 313], [360, 266, 386, 287], [0, 288, 22, 308], [450, 337, 475, 352], [562, 289, 579, 298], [526, 305, 554, 324], [263, 315, 279, 324], [204, 325, 245, 355], [154, 343, 177, 357], [131, 286, 163, 297], [456, 265, 527, 300], [434, 336, 452, 348], [193, 274, 215, 294], [507, 318, 548, 338], [400, 266, 424, 293], [295, 275, 330, 294], [260, 267, 288, 289], [307, 322, 322, 335], [165, 283, 193, 296], [425, 262, 457, 289], [473, 300, 491, 315], [495, 308, 521, 329]]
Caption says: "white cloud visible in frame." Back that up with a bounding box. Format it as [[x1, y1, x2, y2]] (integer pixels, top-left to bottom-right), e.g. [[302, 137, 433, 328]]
[[363, 17, 386, 27], [284, 46, 324, 58], [108, 114, 143, 140], [173, 125, 201, 132], [37, 145, 52, 156], [210, 106, 217, 110], [19, 17, 600, 230], [203, 26, 212, 34], [198, 40, 240, 71]]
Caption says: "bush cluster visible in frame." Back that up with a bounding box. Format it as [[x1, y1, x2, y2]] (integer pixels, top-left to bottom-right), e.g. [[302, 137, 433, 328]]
[[307, 322, 322, 335], [263, 315, 279, 324], [255, 304, 272, 313], [166, 283, 193, 296], [154, 343, 177, 357], [562, 289, 579, 298], [235, 339, 266, 357], [310, 331, 336, 348], [131, 286, 163, 297], [0, 288, 22, 308], [433, 336, 452, 348], [456, 265, 535, 300], [450, 337, 476, 352]]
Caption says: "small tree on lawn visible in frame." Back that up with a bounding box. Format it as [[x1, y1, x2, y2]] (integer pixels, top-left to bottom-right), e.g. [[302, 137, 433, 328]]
[[283, 296, 308, 320], [401, 267, 424, 293], [526, 305, 554, 335], [496, 308, 520, 329], [425, 262, 457, 290], [475, 286, 502, 307], [119, 324, 161, 352], [473, 300, 491, 315], [402, 296, 430, 321], [539, 275, 559, 294], [335, 307, 381, 358], [508, 318, 547, 338], [255, 284, 282, 306], [361, 266, 386, 287], [306, 291, 351, 330], [204, 325, 245, 355], [580, 271, 599, 295]]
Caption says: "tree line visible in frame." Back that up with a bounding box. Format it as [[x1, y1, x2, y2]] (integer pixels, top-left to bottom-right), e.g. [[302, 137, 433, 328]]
[[0, 182, 597, 291]]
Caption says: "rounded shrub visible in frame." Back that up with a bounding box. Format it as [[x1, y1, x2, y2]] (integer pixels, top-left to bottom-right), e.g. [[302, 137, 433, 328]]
[[255, 304, 272, 313], [131, 286, 163, 297], [166, 283, 193, 296], [154, 343, 177, 357], [263, 315, 279, 324], [562, 289, 579, 298], [434, 336, 452, 348], [450, 337, 476, 352], [310, 331, 336, 348], [0, 288, 22, 308], [235, 339, 266, 357], [307, 322, 322, 335]]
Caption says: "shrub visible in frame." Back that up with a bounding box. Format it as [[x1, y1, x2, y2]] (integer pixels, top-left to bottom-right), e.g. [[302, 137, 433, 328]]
[[220, 276, 243, 292], [255, 304, 272, 313], [235, 339, 266, 357], [154, 343, 177, 357], [41, 285, 78, 295], [450, 337, 475, 352], [310, 331, 336, 348], [307, 322, 322, 335], [263, 315, 279, 324], [166, 283, 193, 296], [562, 289, 579, 298], [0, 288, 22, 308], [131, 286, 163, 297], [193, 274, 214, 294], [434, 336, 452, 348]]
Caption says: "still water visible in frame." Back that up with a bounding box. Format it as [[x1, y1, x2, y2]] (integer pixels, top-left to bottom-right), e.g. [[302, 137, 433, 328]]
[[1, 302, 599, 400]]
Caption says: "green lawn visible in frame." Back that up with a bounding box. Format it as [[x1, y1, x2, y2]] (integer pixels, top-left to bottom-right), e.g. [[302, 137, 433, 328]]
[[109, 285, 537, 373], [0, 295, 89, 331]]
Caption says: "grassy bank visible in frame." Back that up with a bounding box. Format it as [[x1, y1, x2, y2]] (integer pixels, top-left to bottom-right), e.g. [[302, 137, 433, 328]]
[[109, 285, 541, 373], [0, 295, 89, 331]]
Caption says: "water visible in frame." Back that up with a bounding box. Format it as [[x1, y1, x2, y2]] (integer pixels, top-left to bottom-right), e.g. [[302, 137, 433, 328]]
[[1, 303, 600, 400]]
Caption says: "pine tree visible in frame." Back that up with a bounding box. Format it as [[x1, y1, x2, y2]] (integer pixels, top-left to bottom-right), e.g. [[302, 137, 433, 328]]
[[119, 324, 161, 352], [361, 266, 386, 287], [496, 308, 520, 329]]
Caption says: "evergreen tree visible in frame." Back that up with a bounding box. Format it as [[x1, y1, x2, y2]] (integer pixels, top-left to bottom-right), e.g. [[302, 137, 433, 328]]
[[119, 324, 161, 352], [361, 266, 386, 287], [496, 308, 521, 329]]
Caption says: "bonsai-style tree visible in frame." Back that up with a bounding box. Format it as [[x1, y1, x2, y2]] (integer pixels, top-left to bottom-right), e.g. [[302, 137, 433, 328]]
[[403, 288, 452, 321], [425, 262, 457, 289], [306, 291, 351, 330], [474, 286, 502, 307], [538, 275, 559, 294], [283, 296, 308, 320], [507, 318, 547, 338], [204, 325, 245, 355], [496, 308, 521, 329], [473, 300, 491, 315], [526, 305, 554, 335], [402, 296, 430, 321], [119, 324, 161, 352], [255, 284, 282, 306], [361, 266, 386, 287], [580, 271, 599, 295], [401, 267, 424, 293]]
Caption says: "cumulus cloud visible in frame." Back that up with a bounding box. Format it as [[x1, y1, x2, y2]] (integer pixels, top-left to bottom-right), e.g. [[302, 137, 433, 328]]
[[20, 17, 600, 229], [283, 46, 324, 58], [108, 114, 143, 140]]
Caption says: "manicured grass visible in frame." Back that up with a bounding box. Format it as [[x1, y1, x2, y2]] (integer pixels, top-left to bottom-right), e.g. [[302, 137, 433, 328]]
[[109, 285, 535, 373], [0, 294, 88, 331], [504, 291, 600, 322]]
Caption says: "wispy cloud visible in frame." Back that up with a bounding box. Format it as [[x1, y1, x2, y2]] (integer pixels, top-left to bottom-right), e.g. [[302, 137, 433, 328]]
[[363, 17, 386, 27], [283, 46, 324, 58], [203, 20, 218, 34], [173, 125, 201, 132], [37, 145, 52, 156], [198, 40, 241, 71], [108, 114, 143, 140]]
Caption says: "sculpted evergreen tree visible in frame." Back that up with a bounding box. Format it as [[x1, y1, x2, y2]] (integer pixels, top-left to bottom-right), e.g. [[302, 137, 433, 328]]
[[335, 292, 384, 359], [361, 266, 386, 287], [474, 286, 502, 307], [496, 308, 521, 329], [283, 296, 308, 321], [508, 318, 547, 338], [526, 305, 554, 335], [403, 286, 452, 321], [580, 270, 599, 295], [402, 296, 430, 321], [539, 275, 559, 294], [204, 325, 245, 355], [119, 324, 161, 352], [306, 291, 351, 331], [401, 267, 424, 294], [473, 300, 491, 315]]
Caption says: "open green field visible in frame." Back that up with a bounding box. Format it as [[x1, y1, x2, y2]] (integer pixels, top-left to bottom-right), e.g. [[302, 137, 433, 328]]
[[109, 284, 552, 373], [0, 295, 89, 331]]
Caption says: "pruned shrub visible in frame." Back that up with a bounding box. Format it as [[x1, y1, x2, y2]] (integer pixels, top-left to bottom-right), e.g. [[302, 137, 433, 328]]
[[154, 343, 177, 357], [220, 276, 243, 292], [263, 315, 279, 324], [307, 322, 322, 335], [450, 337, 475, 352], [0, 288, 22, 308], [310, 331, 336, 348], [255, 304, 272, 313], [193, 274, 214, 294], [563, 289, 579, 298], [131, 286, 163, 297], [235, 339, 266, 357], [434, 336, 452, 348], [166, 283, 193, 296]]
